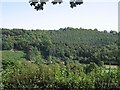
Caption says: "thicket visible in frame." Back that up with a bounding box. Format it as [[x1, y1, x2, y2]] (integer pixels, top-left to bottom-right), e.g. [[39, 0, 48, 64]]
[[2, 57, 120, 89]]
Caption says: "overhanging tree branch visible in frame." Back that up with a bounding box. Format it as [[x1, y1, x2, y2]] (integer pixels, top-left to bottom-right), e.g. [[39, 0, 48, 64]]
[[29, 0, 83, 11]]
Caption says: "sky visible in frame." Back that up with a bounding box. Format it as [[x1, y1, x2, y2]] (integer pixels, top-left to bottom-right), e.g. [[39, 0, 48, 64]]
[[0, 0, 119, 32]]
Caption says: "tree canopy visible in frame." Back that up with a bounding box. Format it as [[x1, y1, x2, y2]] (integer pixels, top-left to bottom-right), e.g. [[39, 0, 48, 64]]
[[1, 28, 119, 65]]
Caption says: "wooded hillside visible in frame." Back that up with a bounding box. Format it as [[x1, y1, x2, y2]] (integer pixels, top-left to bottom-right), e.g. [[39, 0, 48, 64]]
[[1, 28, 119, 65]]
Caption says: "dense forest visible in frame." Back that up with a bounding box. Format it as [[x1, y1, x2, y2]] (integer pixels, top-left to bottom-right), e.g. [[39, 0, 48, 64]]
[[1, 28, 120, 89]]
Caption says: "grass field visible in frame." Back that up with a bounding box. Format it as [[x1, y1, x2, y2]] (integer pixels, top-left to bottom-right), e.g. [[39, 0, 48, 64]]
[[1, 50, 26, 61], [104, 65, 118, 69]]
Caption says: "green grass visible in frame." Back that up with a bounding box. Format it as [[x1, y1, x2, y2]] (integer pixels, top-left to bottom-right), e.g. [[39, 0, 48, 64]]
[[2, 50, 26, 61]]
